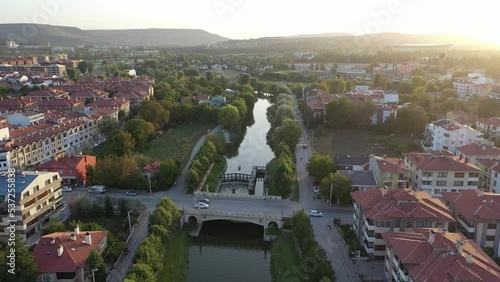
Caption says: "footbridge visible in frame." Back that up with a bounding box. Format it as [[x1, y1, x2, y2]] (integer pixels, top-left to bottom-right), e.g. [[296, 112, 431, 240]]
[[181, 208, 283, 241]]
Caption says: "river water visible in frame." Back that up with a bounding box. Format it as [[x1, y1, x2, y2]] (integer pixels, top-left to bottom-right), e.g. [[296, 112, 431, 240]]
[[187, 99, 274, 282]]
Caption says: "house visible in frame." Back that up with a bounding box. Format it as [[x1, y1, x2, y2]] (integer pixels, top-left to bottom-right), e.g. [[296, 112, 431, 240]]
[[0, 97, 38, 111], [338, 170, 378, 191], [196, 94, 212, 104], [6, 111, 45, 126], [442, 190, 500, 257], [210, 96, 226, 108], [403, 151, 481, 197], [143, 160, 161, 178], [37, 155, 96, 186], [0, 171, 62, 243], [38, 97, 84, 112], [368, 155, 409, 188], [455, 143, 500, 165], [32, 227, 109, 282], [383, 228, 500, 282], [445, 111, 477, 127], [426, 120, 485, 153], [89, 97, 130, 113], [477, 117, 500, 140], [351, 188, 455, 260], [333, 156, 369, 171]]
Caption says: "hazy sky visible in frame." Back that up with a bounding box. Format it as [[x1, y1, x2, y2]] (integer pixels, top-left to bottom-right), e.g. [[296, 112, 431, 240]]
[[2, 0, 498, 43]]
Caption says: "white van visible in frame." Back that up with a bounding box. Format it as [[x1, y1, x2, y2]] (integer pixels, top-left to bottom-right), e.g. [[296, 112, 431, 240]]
[[88, 185, 106, 194]]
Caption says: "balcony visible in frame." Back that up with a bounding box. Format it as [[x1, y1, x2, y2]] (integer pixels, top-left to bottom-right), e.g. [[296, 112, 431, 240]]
[[364, 229, 375, 242], [393, 256, 399, 267], [399, 267, 409, 281], [457, 216, 475, 233], [364, 218, 375, 231], [364, 242, 374, 254]]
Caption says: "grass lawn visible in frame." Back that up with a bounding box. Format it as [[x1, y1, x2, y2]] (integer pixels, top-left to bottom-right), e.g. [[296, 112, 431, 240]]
[[157, 229, 191, 282], [312, 128, 421, 158], [290, 169, 300, 202], [201, 158, 227, 193], [144, 123, 216, 168], [271, 237, 306, 282], [336, 223, 367, 257]]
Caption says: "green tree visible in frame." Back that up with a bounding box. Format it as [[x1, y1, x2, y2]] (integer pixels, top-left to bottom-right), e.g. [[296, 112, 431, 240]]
[[391, 105, 428, 134], [135, 235, 163, 272], [238, 73, 251, 84], [42, 217, 66, 235], [274, 156, 293, 197], [66, 68, 79, 81], [185, 168, 201, 193], [320, 173, 352, 205], [440, 88, 458, 100], [411, 76, 428, 90], [125, 263, 156, 282], [77, 60, 95, 75], [325, 98, 354, 129], [104, 196, 113, 216], [87, 249, 107, 281], [306, 154, 336, 182], [351, 100, 378, 127], [155, 158, 180, 190], [107, 130, 136, 156], [125, 119, 155, 148], [138, 100, 170, 130], [0, 236, 37, 282], [271, 118, 301, 152], [218, 105, 241, 130], [98, 116, 120, 137], [231, 97, 248, 119], [291, 210, 314, 250], [372, 73, 387, 89]]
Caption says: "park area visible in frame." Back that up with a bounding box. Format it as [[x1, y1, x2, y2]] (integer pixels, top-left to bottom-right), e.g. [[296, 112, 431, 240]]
[[311, 129, 422, 158]]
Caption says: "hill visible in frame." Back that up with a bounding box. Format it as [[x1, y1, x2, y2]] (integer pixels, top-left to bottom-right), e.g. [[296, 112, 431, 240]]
[[0, 24, 229, 47]]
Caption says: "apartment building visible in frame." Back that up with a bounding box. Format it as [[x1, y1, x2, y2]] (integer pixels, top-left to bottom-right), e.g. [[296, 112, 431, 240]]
[[0, 113, 104, 171], [368, 155, 409, 188], [441, 190, 500, 257], [477, 117, 500, 140], [37, 155, 96, 186], [351, 188, 454, 260], [453, 79, 487, 99], [403, 151, 481, 197], [427, 120, 485, 153], [383, 228, 500, 282], [0, 171, 62, 243], [476, 159, 500, 192], [455, 143, 500, 165], [32, 227, 109, 282], [46, 64, 66, 77]]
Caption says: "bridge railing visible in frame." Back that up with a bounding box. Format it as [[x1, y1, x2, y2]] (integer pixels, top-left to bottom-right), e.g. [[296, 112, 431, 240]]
[[194, 191, 282, 200], [183, 208, 282, 220]]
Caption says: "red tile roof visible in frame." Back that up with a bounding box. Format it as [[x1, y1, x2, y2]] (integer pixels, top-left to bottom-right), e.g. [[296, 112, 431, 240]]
[[457, 143, 500, 157], [351, 188, 454, 222], [383, 228, 500, 282], [37, 155, 96, 173], [32, 230, 108, 273], [375, 157, 409, 173], [441, 190, 500, 221], [477, 117, 500, 127], [143, 160, 161, 174], [403, 152, 481, 172]]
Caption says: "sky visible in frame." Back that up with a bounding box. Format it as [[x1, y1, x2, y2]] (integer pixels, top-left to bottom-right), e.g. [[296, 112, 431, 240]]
[[1, 0, 499, 44]]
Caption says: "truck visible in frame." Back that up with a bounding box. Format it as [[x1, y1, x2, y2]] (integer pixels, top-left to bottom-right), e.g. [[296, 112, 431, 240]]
[[88, 185, 106, 194]]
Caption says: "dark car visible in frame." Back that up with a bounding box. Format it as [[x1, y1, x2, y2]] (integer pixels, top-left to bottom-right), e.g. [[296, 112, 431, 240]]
[[123, 247, 129, 255]]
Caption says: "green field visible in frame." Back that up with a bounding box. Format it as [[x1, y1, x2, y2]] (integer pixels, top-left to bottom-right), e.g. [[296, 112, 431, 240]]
[[201, 158, 227, 193], [157, 229, 191, 282]]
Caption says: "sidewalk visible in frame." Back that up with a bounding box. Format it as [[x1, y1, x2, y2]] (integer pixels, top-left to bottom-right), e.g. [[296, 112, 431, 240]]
[[107, 212, 150, 282]]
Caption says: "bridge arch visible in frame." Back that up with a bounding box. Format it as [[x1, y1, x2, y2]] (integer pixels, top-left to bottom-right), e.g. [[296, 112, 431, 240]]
[[188, 215, 198, 225], [267, 221, 279, 229]]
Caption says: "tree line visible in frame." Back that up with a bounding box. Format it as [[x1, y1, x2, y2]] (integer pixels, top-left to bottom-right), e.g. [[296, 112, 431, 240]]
[[185, 140, 218, 193]]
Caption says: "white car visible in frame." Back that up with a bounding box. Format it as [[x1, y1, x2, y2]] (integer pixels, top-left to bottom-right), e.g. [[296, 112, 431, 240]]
[[313, 187, 319, 194], [126, 190, 137, 196], [62, 186, 72, 192], [195, 202, 209, 209], [309, 210, 323, 217], [198, 198, 210, 204]]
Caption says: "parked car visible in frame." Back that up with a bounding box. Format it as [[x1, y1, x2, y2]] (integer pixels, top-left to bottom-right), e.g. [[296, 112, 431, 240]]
[[123, 247, 129, 255], [195, 202, 209, 209], [198, 198, 210, 204], [126, 190, 137, 196], [88, 185, 106, 194], [309, 210, 323, 217], [62, 186, 72, 192]]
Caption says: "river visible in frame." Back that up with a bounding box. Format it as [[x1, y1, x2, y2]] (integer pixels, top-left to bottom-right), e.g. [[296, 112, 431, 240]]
[[187, 98, 274, 282]]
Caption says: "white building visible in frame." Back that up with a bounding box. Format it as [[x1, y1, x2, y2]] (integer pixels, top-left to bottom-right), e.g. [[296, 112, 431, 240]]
[[427, 120, 484, 153], [453, 79, 487, 99], [6, 111, 45, 126], [383, 90, 399, 104], [336, 67, 366, 75], [5, 41, 18, 48], [476, 117, 500, 140]]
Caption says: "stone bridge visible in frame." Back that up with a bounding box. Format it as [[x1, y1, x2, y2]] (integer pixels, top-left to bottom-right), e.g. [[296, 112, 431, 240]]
[[181, 208, 284, 240]]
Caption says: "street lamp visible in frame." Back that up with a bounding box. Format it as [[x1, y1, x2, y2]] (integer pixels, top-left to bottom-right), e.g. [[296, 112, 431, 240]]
[[147, 174, 152, 194], [127, 210, 132, 234], [329, 183, 333, 206], [352, 250, 361, 276], [91, 268, 98, 282]]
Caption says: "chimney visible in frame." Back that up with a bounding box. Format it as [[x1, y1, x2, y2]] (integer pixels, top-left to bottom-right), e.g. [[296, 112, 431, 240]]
[[50, 237, 56, 245], [85, 232, 91, 245], [465, 252, 472, 264], [464, 157, 469, 163], [457, 241, 463, 254], [429, 230, 435, 244], [477, 189, 484, 197], [69, 233, 76, 241], [382, 186, 388, 197], [482, 145, 486, 151], [74, 225, 80, 235], [57, 244, 64, 257]]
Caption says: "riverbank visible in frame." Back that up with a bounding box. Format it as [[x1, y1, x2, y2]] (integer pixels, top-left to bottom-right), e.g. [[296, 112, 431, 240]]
[[157, 229, 191, 282], [270, 236, 306, 282]]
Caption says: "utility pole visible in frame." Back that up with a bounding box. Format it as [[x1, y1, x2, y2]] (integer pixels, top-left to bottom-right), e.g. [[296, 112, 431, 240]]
[[147, 174, 152, 194], [91, 268, 98, 282], [352, 250, 361, 277], [329, 183, 333, 206], [127, 210, 132, 234]]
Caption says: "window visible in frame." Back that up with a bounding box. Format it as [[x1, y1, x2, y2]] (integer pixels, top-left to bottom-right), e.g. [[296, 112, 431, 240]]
[[422, 181, 432, 185], [488, 223, 497, 229], [39, 273, 54, 281], [384, 173, 392, 178], [467, 181, 477, 186], [405, 221, 414, 228], [33, 185, 39, 191], [486, 235, 495, 241], [22, 191, 30, 198], [453, 181, 464, 186], [436, 181, 447, 186], [455, 172, 465, 178], [437, 172, 448, 178], [469, 173, 479, 178]]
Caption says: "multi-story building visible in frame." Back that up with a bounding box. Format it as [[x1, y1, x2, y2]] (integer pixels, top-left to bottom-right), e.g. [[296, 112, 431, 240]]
[[476, 159, 500, 192], [427, 120, 485, 153], [0, 171, 62, 243], [46, 64, 66, 76], [38, 97, 84, 112], [403, 151, 481, 197], [0, 97, 38, 111], [453, 79, 487, 99], [368, 155, 409, 188], [89, 97, 130, 113], [32, 227, 109, 282], [5, 111, 45, 126], [351, 188, 455, 260], [442, 190, 500, 257], [37, 155, 96, 186], [0, 114, 104, 170], [477, 117, 500, 140], [455, 143, 500, 165], [333, 156, 369, 171], [383, 228, 500, 282]]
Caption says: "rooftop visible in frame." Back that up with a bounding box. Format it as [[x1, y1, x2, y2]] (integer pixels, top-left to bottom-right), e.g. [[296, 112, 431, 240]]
[[441, 190, 500, 221], [403, 151, 481, 172]]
